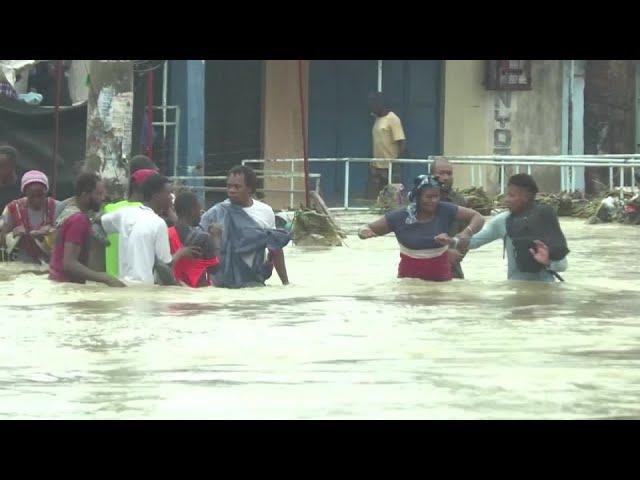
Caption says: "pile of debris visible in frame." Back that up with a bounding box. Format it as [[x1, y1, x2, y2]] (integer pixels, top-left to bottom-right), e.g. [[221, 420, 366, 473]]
[[582, 191, 640, 225], [373, 184, 405, 213], [536, 192, 587, 217], [290, 192, 347, 247], [456, 187, 494, 216]]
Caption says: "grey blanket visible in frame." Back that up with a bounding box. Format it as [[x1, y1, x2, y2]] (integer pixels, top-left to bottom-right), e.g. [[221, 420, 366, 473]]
[[202, 202, 290, 288]]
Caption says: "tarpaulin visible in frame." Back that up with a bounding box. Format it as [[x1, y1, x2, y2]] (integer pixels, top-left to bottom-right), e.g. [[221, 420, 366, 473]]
[[0, 60, 41, 86], [0, 95, 86, 200]]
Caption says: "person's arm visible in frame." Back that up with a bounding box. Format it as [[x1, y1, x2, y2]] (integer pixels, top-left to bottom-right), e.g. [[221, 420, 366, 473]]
[[449, 206, 485, 251], [529, 240, 568, 272], [467, 212, 507, 251], [208, 223, 223, 257], [0, 210, 24, 247], [358, 215, 392, 239], [205, 230, 222, 275], [199, 207, 218, 232], [0, 215, 12, 247], [100, 210, 121, 235], [62, 242, 125, 287], [389, 114, 406, 157], [155, 223, 199, 266], [550, 257, 568, 272], [270, 248, 289, 285], [163, 206, 178, 227]]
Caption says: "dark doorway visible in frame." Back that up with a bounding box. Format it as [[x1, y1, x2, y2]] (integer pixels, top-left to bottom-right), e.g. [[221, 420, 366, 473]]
[[308, 60, 378, 206], [382, 60, 442, 187], [205, 60, 263, 204], [583, 60, 636, 194], [308, 60, 442, 207]]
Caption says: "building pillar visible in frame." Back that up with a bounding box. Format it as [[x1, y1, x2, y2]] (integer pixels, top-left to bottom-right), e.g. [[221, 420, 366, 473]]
[[563, 60, 585, 191], [84, 60, 134, 200], [169, 60, 205, 204]]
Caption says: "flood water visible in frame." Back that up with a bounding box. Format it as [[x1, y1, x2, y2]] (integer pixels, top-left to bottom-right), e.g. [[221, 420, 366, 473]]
[[1, 216, 639, 419]]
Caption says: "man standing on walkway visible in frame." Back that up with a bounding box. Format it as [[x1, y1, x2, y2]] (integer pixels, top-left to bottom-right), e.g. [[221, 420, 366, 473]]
[[368, 92, 406, 199]]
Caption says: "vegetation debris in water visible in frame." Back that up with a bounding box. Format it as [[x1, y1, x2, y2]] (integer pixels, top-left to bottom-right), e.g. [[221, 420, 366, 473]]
[[456, 187, 493, 216], [373, 184, 405, 213], [291, 207, 346, 247]]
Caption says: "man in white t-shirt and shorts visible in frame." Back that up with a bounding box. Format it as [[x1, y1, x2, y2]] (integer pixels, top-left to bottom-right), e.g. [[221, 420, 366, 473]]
[[200, 165, 290, 287]]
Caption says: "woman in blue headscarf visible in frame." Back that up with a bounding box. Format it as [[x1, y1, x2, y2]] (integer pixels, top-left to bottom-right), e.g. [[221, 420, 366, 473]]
[[359, 174, 485, 281]]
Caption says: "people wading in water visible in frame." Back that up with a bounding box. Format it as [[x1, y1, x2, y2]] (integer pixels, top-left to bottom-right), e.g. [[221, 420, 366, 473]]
[[460, 173, 569, 282], [168, 191, 221, 288], [49, 172, 125, 287], [431, 157, 469, 279], [199, 165, 291, 288], [358, 174, 484, 282], [1, 170, 64, 264]]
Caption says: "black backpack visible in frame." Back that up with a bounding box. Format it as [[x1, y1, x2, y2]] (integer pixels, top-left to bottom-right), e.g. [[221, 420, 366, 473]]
[[505, 204, 569, 277]]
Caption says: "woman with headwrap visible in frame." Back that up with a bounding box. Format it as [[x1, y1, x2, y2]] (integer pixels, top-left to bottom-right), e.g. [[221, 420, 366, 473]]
[[358, 174, 484, 282], [0, 170, 64, 264]]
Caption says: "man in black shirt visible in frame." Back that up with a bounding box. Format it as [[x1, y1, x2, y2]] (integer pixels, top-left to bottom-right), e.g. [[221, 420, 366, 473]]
[[0, 146, 22, 215]]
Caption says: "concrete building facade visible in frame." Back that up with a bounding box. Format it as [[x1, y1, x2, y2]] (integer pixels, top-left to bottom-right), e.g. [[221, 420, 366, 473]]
[[163, 60, 638, 209]]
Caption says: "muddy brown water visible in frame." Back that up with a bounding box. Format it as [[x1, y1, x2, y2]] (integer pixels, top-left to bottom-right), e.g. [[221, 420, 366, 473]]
[[0, 216, 639, 419]]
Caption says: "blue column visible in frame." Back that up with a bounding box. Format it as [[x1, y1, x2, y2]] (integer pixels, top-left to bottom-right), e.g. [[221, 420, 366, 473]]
[[169, 60, 205, 204]]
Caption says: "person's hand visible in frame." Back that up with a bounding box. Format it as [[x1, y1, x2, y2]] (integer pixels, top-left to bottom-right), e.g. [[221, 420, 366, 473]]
[[455, 233, 471, 253], [208, 223, 223, 238], [30, 226, 54, 238], [166, 206, 178, 224], [358, 227, 376, 240], [434, 233, 452, 246], [12, 225, 26, 237], [106, 277, 127, 288], [530, 240, 550, 266], [447, 249, 463, 265], [179, 246, 202, 260]]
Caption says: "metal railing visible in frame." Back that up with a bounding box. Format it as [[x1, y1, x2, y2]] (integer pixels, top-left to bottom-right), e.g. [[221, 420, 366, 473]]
[[151, 105, 180, 178], [168, 172, 321, 208], [441, 155, 640, 196], [242, 156, 640, 210]]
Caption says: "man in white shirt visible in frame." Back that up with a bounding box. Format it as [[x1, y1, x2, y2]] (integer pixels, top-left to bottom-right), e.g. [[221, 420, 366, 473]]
[[200, 165, 290, 287], [100, 174, 197, 285], [368, 92, 406, 199]]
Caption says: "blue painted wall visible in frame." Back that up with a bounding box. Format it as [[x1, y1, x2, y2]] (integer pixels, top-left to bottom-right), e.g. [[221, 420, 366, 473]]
[[308, 60, 377, 206], [308, 60, 442, 207], [383, 60, 442, 187], [169, 60, 205, 202]]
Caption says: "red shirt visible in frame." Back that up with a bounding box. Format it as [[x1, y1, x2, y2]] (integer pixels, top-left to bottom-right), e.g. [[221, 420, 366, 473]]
[[49, 213, 92, 283], [168, 226, 220, 288]]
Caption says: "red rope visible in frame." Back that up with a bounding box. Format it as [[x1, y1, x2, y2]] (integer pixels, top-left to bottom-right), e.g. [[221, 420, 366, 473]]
[[145, 70, 154, 159], [52, 60, 62, 198], [297, 60, 310, 208]]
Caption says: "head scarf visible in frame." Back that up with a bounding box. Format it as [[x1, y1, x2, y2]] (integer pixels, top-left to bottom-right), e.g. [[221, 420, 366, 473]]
[[406, 174, 442, 225], [21, 170, 49, 194]]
